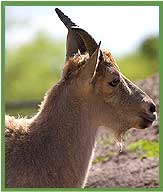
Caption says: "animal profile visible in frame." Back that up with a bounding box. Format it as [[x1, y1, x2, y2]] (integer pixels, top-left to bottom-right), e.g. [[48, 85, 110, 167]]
[[5, 8, 157, 188]]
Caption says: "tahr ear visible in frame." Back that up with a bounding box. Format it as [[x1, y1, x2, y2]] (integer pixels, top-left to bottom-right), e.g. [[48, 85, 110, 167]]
[[70, 26, 103, 83], [66, 31, 86, 60], [55, 8, 86, 61], [71, 26, 98, 57], [80, 42, 102, 83]]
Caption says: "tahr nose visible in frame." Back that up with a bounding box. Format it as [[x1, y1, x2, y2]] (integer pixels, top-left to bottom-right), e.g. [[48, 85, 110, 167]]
[[146, 102, 157, 122], [149, 103, 156, 114]]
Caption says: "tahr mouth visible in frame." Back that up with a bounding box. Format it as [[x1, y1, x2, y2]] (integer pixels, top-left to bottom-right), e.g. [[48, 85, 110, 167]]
[[141, 116, 154, 124], [139, 113, 157, 128]]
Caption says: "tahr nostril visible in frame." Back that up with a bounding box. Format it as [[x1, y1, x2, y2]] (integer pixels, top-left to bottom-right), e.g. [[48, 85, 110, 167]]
[[149, 103, 156, 113]]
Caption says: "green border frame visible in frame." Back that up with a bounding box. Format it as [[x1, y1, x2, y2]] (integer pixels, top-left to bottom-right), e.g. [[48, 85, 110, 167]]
[[1, 1, 163, 192]]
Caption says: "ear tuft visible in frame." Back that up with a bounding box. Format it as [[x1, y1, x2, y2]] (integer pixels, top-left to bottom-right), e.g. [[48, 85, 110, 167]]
[[63, 54, 89, 79]]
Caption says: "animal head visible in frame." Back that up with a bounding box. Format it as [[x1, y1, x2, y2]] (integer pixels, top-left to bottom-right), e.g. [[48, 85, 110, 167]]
[[55, 8, 157, 141]]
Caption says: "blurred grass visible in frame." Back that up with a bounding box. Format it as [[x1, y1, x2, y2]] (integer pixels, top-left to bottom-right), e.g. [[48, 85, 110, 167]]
[[5, 34, 159, 116], [6, 32, 64, 102], [117, 52, 158, 80], [92, 154, 111, 164], [7, 108, 38, 118], [127, 139, 159, 158], [92, 139, 159, 165]]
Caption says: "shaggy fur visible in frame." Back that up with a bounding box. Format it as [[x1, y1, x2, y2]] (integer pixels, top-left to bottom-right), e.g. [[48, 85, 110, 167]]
[[5, 50, 156, 188], [5, 53, 98, 188], [5, 8, 156, 187]]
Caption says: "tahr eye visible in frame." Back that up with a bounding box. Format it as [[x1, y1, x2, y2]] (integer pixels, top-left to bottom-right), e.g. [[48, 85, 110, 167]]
[[108, 78, 120, 87]]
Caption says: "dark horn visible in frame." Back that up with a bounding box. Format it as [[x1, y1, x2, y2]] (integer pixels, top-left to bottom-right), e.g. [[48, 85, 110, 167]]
[[55, 8, 77, 29], [71, 26, 98, 56]]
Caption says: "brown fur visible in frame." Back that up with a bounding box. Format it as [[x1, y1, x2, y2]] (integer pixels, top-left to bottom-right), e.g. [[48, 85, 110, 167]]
[[5, 40, 156, 188], [6, 56, 98, 187]]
